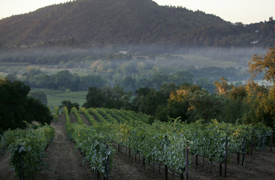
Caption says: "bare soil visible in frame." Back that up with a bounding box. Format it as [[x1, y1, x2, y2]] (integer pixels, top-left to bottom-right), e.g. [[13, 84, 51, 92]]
[[0, 152, 14, 180], [36, 114, 93, 180], [1, 114, 275, 180]]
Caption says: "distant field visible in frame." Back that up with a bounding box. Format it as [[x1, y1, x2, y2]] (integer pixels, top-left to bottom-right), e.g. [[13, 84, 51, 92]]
[[0, 74, 6, 78], [31, 89, 87, 112]]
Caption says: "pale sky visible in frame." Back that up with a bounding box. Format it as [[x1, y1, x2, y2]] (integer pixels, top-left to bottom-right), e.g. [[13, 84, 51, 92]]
[[0, 0, 274, 24]]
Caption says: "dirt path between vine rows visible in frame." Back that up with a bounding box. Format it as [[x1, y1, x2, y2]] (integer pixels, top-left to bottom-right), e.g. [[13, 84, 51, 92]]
[[0, 114, 94, 180], [33, 115, 92, 180], [73, 114, 167, 180], [36, 114, 94, 180], [40, 114, 166, 180], [0, 152, 14, 180]]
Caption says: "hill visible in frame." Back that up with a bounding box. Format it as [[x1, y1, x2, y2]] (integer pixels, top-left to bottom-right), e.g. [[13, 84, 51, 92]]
[[0, 0, 274, 48]]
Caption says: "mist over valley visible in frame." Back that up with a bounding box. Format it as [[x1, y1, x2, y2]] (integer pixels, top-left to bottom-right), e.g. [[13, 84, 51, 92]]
[[0, 0, 273, 108]]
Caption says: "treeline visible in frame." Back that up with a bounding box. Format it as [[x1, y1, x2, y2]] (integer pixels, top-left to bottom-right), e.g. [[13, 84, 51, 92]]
[[1, 47, 262, 90], [7, 68, 216, 92], [77, 47, 275, 128], [0, 48, 106, 65], [6, 61, 250, 93], [21, 69, 105, 91], [82, 79, 274, 128]]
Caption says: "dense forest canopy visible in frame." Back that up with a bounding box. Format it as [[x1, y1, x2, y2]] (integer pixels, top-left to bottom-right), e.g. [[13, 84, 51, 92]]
[[0, 0, 274, 48]]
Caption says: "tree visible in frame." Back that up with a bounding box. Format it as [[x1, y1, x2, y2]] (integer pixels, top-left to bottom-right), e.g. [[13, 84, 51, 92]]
[[51, 70, 79, 91], [248, 47, 275, 83], [0, 79, 52, 133], [156, 100, 189, 122], [247, 48, 275, 127], [79, 75, 106, 90], [218, 97, 246, 124], [84, 87, 105, 108], [132, 87, 152, 111], [60, 100, 79, 113], [169, 83, 201, 102], [135, 87, 151, 97], [169, 70, 194, 85], [150, 73, 169, 89], [139, 89, 167, 115], [84, 86, 129, 109], [159, 83, 178, 97], [228, 85, 247, 100], [24, 68, 43, 81], [25, 98, 52, 126], [29, 73, 51, 88], [121, 77, 136, 92], [5, 74, 17, 82], [28, 91, 48, 105], [196, 78, 216, 93], [214, 77, 233, 95], [188, 89, 226, 122]]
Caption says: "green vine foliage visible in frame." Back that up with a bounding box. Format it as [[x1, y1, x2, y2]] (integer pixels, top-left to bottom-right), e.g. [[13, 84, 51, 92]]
[[53, 107, 59, 123], [71, 107, 84, 124], [5, 124, 54, 179], [91, 108, 273, 172], [64, 107, 273, 175], [79, 107, 98, 126], [64, 107, 115, 177]]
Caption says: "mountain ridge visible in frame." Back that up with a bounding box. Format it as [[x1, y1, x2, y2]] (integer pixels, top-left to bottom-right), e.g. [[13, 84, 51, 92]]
[[0, 0, 274, 48]]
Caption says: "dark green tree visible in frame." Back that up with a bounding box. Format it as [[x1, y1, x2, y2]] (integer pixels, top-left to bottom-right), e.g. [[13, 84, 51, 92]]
[[121, 77, 136, 92], [84, 86, 130, 109], [28, 91, 48, 105], [84, 87, 105, 108], [0, 79, 52, 133], [60, 100, 79, 113], [156, 100, 189, 122], [169, 70, 194, 85], [188, 89, 226, 122], [5, 74, 17, 82], [51, 70, 79, 91], [150, 73, 169, 89], [139, 89, 167, 115], [79, 75, 106, 90], [29, 73, 51, 88]]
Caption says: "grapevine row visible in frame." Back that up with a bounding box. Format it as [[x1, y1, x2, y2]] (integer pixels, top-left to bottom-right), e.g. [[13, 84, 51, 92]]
[[64, 107, 115, 178], [84, 108, 273, 176], [0, 124, 54, 179]]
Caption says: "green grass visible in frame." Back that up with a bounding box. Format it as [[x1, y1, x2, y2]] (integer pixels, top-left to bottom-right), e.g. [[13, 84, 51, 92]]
[[30, 89, 87, 112]]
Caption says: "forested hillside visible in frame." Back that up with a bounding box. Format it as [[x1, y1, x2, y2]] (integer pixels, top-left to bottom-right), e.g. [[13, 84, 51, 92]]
[[0, 0, 274, 48]]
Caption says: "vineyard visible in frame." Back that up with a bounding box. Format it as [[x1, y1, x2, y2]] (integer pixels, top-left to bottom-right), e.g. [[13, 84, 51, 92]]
[[0, 124, 54, 179], [0, 107, 274, 180]]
